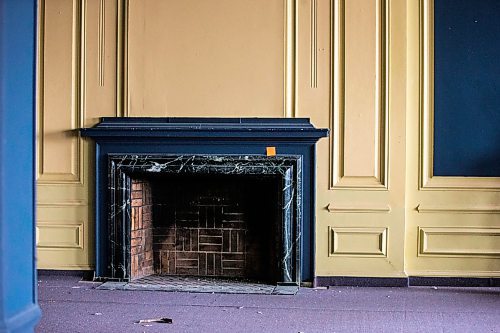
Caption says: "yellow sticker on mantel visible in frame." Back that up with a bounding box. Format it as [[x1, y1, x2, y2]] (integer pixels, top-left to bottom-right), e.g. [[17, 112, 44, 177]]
[[266, 147, 276, 156]]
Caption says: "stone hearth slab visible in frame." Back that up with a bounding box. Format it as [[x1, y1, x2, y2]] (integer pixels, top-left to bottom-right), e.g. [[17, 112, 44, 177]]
[[96, 275, 298, 295]]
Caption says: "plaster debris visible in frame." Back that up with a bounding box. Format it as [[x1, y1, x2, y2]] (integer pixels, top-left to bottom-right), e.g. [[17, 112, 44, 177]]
[[92, 313, 102, 316]]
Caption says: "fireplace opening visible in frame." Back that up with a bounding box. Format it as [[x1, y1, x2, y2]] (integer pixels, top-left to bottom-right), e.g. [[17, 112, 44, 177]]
[[105, 154, 302, 285], [129, 173, 282, 284]]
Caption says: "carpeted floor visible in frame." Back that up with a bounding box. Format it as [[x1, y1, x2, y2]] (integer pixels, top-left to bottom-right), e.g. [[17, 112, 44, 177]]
[[36, 273, 500, 333]]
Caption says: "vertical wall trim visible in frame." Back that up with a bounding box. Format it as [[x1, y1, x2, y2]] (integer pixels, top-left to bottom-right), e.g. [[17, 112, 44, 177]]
[[330, 0, 345, 188], [375, 0, 388, 188], [36, 0, 46, 180], [80, 0, 86, 128], [330, 0, 388, 189], [310, 0, 318, 88], [284, 0, 298, 118], [420, 0, 434, 189], [97, 0, 105, 86], [116, 0, 128, 117], [77, 0, 85, 183]]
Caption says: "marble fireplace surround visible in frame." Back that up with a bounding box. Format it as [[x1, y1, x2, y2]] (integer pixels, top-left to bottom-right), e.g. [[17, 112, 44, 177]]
[[81, 117, 328, 285], [109, 154, 301, 283]]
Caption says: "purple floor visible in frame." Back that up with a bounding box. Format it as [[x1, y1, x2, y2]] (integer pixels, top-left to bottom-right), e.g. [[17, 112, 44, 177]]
[[36, 274, 500, 333]]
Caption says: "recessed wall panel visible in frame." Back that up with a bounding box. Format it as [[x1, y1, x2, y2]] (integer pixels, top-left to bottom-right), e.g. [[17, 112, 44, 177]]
[[433, 0, 500, 177], [343, 0, 378, 177], [419, 227, 500, 257], [38, 0, 82, 182], [332, 0, 387, 188], [329, 227, 387, 257], [127, 0, 285, 117], [37, 223, 83, 249]]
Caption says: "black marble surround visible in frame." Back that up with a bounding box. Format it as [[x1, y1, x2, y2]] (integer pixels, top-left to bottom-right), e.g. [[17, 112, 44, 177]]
[[109, 154, 302, 283]]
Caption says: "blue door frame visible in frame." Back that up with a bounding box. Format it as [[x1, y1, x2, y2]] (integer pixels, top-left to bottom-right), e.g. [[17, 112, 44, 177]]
[[0, 0, 41, 331]]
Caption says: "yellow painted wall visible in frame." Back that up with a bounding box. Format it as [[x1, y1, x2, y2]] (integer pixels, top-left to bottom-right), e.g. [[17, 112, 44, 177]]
[[37, 0, 499, 278]]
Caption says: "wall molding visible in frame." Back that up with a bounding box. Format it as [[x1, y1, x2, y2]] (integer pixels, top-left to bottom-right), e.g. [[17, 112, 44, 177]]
[[37, 200, 87, 208], [36, 222, 84, 249], [328, 227, 388, 257], [327, 203, 391, 213], [419, 0, 500, 191], [310, 0, 318, 88], [416, 204, 500, 214], [37, 0, 85, 185], [97, 0, 105, 86], [418, 227, 500, 258], [284, 0, 298, 118], [116, 0, 128, 117], [330, 0, 389, 189]]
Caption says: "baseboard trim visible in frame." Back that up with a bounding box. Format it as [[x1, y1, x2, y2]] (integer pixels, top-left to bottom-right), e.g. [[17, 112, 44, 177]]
[[314, 276, 500, 288], [409, 276, 500, 287], [314, 276, 409, 287], [38, 269, 94, 281]]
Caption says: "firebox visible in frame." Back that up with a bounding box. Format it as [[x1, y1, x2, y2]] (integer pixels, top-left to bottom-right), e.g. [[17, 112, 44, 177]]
[[130, 174, 281, 282], [81, 118, 328, 285]]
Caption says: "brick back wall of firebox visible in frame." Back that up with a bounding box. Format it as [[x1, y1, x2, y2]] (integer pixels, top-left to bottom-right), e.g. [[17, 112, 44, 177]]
[[130, 180, 154, 279], [131, 175, 279, 282]]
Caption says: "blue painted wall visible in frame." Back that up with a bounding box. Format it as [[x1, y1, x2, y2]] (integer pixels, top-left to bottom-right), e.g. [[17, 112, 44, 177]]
[[0, 0, 41, 331], [434, 0, 500, 176]]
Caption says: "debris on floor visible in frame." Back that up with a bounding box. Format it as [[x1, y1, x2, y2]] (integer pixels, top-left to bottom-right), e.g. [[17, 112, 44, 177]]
[[135, 318, 173, 324]]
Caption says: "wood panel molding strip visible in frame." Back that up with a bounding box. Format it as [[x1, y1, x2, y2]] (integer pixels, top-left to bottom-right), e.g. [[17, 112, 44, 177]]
[[116, 0, 128, 117], [98, 0, 105, 86], [310, 0, 318, 88], [327, 203, 391, 213], [419, 0, 500, 191], [284, 0, 298, 118], [333, 176, 388, 189], [36, 0, 45, 183], [329, 0, 344, 188], [416, 204, 500, 214], [37, 200, 87, 208]]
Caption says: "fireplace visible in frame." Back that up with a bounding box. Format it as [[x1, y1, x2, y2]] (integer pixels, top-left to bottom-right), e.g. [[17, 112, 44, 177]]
[[129, 174, 281, 281], [81, 118, 328, 285]]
